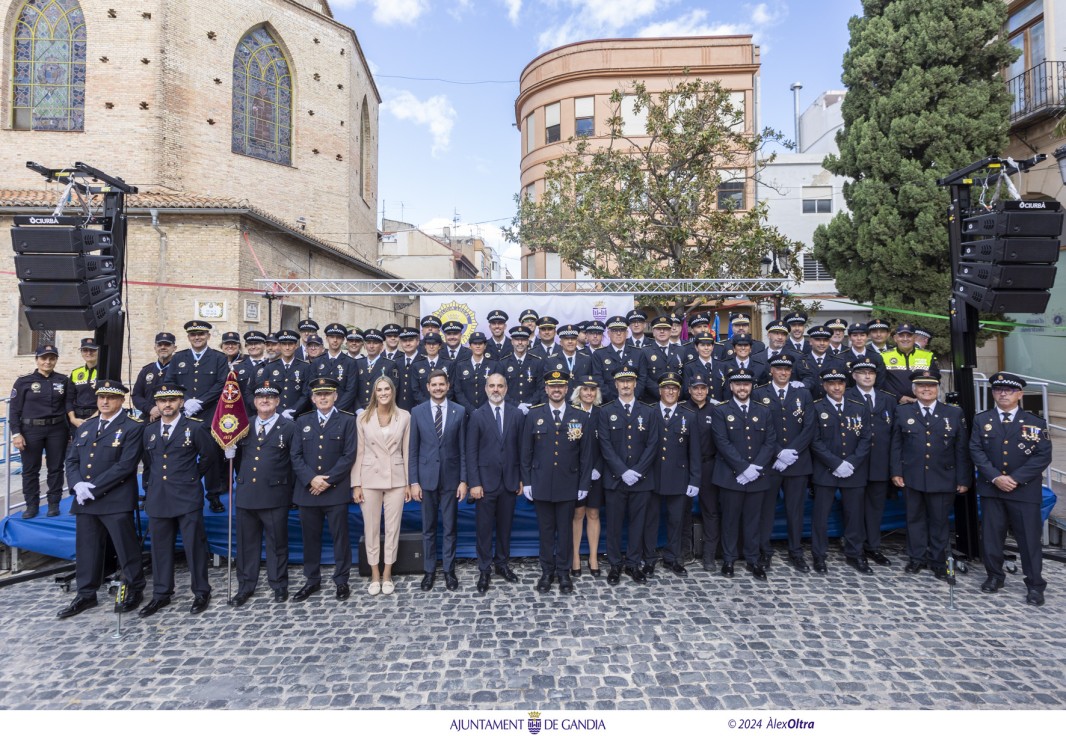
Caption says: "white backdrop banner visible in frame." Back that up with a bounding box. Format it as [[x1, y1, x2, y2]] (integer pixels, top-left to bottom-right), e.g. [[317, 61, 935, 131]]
[[419, 294, 635, 340]]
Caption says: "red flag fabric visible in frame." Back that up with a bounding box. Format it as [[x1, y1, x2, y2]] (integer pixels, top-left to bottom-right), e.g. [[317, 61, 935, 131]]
[[210, 370, 250, 449]]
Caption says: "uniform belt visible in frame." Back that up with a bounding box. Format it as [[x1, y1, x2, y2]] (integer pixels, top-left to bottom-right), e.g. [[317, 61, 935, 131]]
[[27, 416, 66, 426], [74, 408, 96, 419]]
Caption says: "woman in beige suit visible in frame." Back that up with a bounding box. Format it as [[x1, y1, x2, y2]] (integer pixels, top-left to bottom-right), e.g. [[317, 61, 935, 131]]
[[352, 375, 411, 595]]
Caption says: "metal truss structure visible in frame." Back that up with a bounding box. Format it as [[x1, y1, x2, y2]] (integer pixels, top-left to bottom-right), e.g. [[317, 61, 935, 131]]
[[254, 278, 791, 297]]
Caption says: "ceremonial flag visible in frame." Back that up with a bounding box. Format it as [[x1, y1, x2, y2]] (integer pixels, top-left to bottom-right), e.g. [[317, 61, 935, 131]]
[[210, 370, 250, 449], [713, 313, 720, 341]]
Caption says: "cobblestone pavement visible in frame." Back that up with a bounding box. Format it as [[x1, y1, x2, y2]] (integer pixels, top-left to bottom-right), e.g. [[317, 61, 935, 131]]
[[2, 540, 1064, 710]]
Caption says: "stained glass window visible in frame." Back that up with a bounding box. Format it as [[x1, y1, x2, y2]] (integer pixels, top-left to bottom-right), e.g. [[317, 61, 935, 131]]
[[232, 26, 292, 165], [12, 0, 87, 131]]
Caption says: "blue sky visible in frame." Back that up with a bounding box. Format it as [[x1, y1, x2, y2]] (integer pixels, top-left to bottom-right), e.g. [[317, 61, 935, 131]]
[[329, 0, 862, 271]]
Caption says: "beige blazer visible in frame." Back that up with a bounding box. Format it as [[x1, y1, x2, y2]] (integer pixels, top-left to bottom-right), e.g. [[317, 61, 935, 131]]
[[351, 408, 411, 490]]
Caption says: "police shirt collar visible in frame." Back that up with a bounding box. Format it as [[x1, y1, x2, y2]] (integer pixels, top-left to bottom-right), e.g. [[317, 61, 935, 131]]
[[258, 414, 279, 431], [192, 350, 206, 361], [1000, 407, 1018, 422], [733, 399, 750, 410], [918, 400, 937, 413], [317, 409, 335, 424]]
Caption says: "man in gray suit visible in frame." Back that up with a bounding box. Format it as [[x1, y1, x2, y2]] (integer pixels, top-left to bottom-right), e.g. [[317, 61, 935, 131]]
[[409, 369, 468, 591]]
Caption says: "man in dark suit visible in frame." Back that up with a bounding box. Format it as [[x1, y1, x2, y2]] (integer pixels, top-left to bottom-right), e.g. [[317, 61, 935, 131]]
[[645, 372, 700, 577], [642, 316, 685, 403], [890, 369, 969, 580], [542, 324, 593, 394], [355, 329, 399, 413], [970, 372, 1052, 605], [594, 315, 649, 403], [58, 380, 146, 619], [230, 383, 297, 606], [290, 376, 357, 601], [753, 354, 815, 572], [711, 368, 777, 580], [521, 369, 594, 593], [452, 332, 498, 413], [467, 373, 524, 593], [231, 331, 269, 405], [485, 309, 513, 362], [809, 367, 873, 574], [849, 360, 898, 567], [597, 367, 661, 585], [409, 368, 468, 591], [139, 384, 216, 617], [499, 326, 543, 413], [624, 309, 649, 350]]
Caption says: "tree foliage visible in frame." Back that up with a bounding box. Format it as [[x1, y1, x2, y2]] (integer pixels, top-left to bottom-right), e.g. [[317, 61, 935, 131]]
[[504, 77, 801, 310], [813, 0, 1017, 340]]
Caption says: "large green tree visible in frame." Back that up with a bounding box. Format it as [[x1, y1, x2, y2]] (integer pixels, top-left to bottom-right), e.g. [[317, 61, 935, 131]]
[[505, 78, 800, 310], [814, 0, 1017, 340]]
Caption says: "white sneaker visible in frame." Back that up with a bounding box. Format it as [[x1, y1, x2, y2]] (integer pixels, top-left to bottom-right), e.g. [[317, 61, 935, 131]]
[[381, 580, 395, 595], [368, 581, 381, 596]]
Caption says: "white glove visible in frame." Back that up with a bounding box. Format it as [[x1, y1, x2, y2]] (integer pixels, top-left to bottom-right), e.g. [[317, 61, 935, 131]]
[[790, 380, 805, 389], [591, 469, 601, 481], [522, 485, 533, 501], [577, 490, 588, 501], [224, 447, 236, 459], [840, 460, 855, 475], [518, 402, 531, 415], [778, 448, 799, 465], [833, 462, 854, 478], [772, 459, 789, 473], [740, 465, 761, 484], [685, 485, 699, 498], [282, 409, 295, 420], [736, 472, 751, 486], [183, 398, 203, 416], [621, 469, 641, 486], [73, 482, 96, 504]]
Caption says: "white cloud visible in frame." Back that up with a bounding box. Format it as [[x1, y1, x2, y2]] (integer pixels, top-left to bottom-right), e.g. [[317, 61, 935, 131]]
[[334, 0, 428, 25], [636, 10, 745, 38], [504, 0, 522, 25], [382, 91, 457, 157], [750, 2, 786, 26], [535, 0, 667, 51]]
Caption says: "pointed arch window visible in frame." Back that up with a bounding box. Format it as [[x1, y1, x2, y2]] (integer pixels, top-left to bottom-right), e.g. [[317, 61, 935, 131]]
[[12, 0, 87, 131], [232, 26, 292, 165]]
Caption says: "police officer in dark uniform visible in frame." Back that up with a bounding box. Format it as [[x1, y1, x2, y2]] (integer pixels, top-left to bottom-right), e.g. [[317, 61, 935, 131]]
[[132, 332, 177, 420], [393, 327, 423, 411], [139, 384, 216, 617], [763, 320, 816, 391], [642, 316, 684, 403], [713, 313, 766, 360], [58, 380, 146, 618], [441, 321, 471, 363], [312, 323, 362, 412], [645, 372, 700, 576], [711, 367, 777, 580], [580, 320, 605, 356], [499, 326, 543, 413], [594, 315, 649, 403], [809, 367, 872, 575], [9, 343, 73, 518], [411, 333, 455, 404], [530, 316, 561, 358], [232, 331, 268, 407], [784, 311, 812, 354], [824, 318, 849, 356], [890, 369, 969, 579], [970, 372, 1052, 605], [355, 328, 399, 412], [381, 323, 403, 362], [716, 335, 769, 400], [543, 324, 593, 395], [294, 318, 320, 362], [290, 376, 357, 602], [753, 354, 816, 572], [624, 309, 649, 350], [220, 331, 243, 369], [597, 367, 661, 585], [69, 337, 100, 427], [452, 331, 498, 412], [230, 383, 297, 606], [520, 369, 594, 594], [683, 371, 721, 571], [682, 335, 726, 402], [849, 359, 898, 567], [420, 314, 443, 342], [485, 309, 513, 361], [836, 323, 887, 388], [519, 308, 539, 334], [163, 319, 230, 512], [867, 318, 892, 354], [253, 329, 311, 420], [803, 325, 843, 399]]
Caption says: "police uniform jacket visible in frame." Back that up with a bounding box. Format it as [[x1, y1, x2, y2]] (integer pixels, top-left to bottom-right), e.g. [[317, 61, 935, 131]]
[[682, 399, 717, 476], [681, 359, 727, 401], [65, 412, 145, 515], [641, 343, 684, 401], [311, 352, 362, 412], [411, 355, 456, 404], [70, 364, 98, 417], [141, 416, 216, 517], [716, 357, 770, 400], [132, 361, 173, 417], [710, 398, 777, 492], [253, 357, 311, 416], [652, 403, 701, 494], [442, 344, 471, 363], [969, 408, 1051, 505], [802, 352, 845, 399], [836, 348, 887, 388], [290, 409, 357, 506], [763, 346, 817, 391], [809, 397, 872, 489], [235, 417, 297, 509], [485, 336, 513, 362], [890, 401, 969, 492], [520, 402, 594, 501], [542, 352, 593, 394], [848, 387, 897, 482], [753, 383, 815, 477], [529, 341, 560, 359], [163, 348, 229, 417], [713, 337, 766, 361], [452, 357, 499, 412], [499, 353, 544, 406], [592, 346, 649, 403], [8, 370, 73, 432], [467, 401, 524, 492], [595, 399, 660, 492], [392, 352, 422, 411], [355, 355, 399, 412]]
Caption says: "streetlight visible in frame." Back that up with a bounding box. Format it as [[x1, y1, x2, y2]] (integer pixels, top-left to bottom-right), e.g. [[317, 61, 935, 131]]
[[759, 247, 791, 320]]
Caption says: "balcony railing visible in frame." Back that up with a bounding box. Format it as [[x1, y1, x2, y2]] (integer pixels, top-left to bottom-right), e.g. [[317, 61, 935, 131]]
[[1007, 60, 1066, 125]]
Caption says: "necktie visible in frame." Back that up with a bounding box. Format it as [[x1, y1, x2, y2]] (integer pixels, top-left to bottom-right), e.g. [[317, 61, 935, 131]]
[[450, 349, 456, 360], [835, 403, 843, 415], [553, 408, 561, 425], [864, 394, 873, 410], [769, 351, 778, 361], [434, 404, 443, 438], [663, 407, 671, 422], [257, 423, 266, 440], [624, 403, 632, 418], [162, 424, 172, 441], [740, 404, 748, 418], [567, 356, 573, 372], [778, 389, 785, 401], [96, 420, 107, 437], [406, 358, 411, 368], [1001, 412, 1011, 424], [740, 361, 747, 370], [496, 405, 503, 436], [319, 414, 327, 428]]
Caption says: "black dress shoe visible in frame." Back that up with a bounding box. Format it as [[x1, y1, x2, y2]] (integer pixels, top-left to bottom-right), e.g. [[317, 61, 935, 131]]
[[208, 497, 225, 513], [229, 591, 252, 607], [138, 597, 170, 618], [115, 588, 144, 614], [21, 506, 38, 520], [190, 593, 211, 614], [558, 573, 574, 594], [721, 563, 735, 578], [789, 555, 811, 573], [866, 550, 891, 566], [420, 573, 435, 591], [747, 563, 767, 581], [625, 566, 647, 584], [640, 562, 656, 577], [607, 566, 622, 585], [846, 557, 873, 574], [476, 572, 490, 594], [57, 596, 97, 619], [336, 584, 351, 600], [667, 561, 688, 577], [494, 566, 519, 583], [904, 561, 927, 574], [980, 576, 1004, 594], [813, 558, 828, 574], [1026, 590, 1045, 607], [702, 559, 716, 573], [536, 574, 553, 593], [757, 553, 772, 568], [274, 589, 289, 603], [933, 568, 949, 581], [444, 570, 459, 591], [292, 583, 321, 602], [47, 504, 61, 517]]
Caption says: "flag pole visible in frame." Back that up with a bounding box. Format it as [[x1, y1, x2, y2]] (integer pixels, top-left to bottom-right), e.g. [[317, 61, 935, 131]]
[[227, 456, 234, 602]]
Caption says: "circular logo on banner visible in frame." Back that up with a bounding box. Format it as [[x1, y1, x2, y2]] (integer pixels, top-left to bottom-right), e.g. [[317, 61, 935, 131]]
[[218, 414, 240, 433], [432, 300, 478, 343]]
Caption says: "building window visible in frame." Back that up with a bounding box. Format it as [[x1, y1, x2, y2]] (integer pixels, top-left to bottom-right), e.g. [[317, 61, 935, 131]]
[[717, 171, 745, 210], [11, 0, 87, 131], [524, 182, 536, 201], [16, 320, 55, 356], [525, 113, 536, 154], [575, 96, 594, 136], [620, 95, 647, 136], [727, 91, 745, 132], [1006, 0, 1045, 117], [545, 102, 560, 144], [232, 26, 293, 165], [803, 254, 833, 281], [280, 304, 301, 330], [802, 186, 833, 214], [522, 254, 537, 278], [360, 100, 371, 201]]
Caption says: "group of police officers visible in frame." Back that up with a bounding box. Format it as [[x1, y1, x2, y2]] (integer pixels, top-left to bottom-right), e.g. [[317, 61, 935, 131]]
[[5, 306, 1053, 618]]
